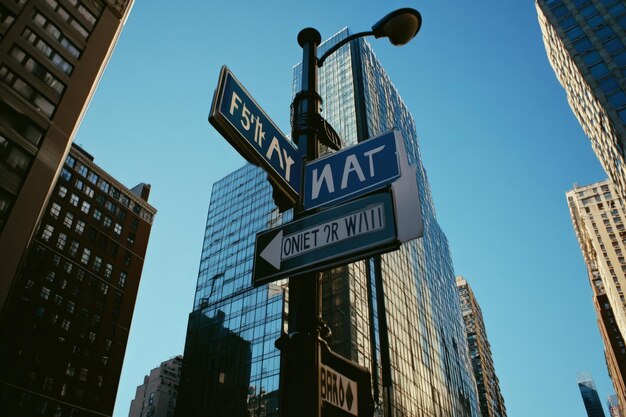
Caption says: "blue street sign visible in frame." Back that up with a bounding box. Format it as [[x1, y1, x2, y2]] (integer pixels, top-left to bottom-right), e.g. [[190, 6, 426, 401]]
[[209, 66, 301, 206], [253, 192, 399, 286], [304, 131, 401, 210]]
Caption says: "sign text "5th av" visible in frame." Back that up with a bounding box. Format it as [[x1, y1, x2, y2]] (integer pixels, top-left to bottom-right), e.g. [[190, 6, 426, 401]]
[[209, 66, 301, 205]]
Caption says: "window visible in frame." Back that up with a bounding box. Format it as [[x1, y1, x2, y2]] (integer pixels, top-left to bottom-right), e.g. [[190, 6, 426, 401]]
[[75, 179, 83, 190], [42, 377, 54, 392], [0, 66, 56, 117], [44, 0, 89, 38], [75, 220, 85, 235], [40, 286, 51, 299], [66, 301, 75, 314], [103, 217, 111, 228], [104, 263, 113, 279], [69, 194, 79, 206], [114, 223, 122, 235], [80, 248, 90, 264], [61, 319, 70, 331], [566, 25, 583, 41], [63, 212, 74, 228], [98, 180, 109, 193], [589, 62, 609, 78], [61, 168, 72, 181], [118, 271, 127, 288], [84, 186, 94, 198], [579, 3, 597, 18], [77, 163, 88, 177], [9, 46, 65, 95], [608, 91, 626, 109], [69, 240, 79, 256], [65, 154, 75, 167], [105, 200, 115, 213], [93, 209, 102, 221], [41, 224, 54, 241], [56, 233, 67, 250], [81, 201, 90, 214], [604, 37, 624, 54], [87, 172, 98, 184], [23, 28, 74, 75], [50, 203, 61, 218], [58, 186, 67, 198], [32, 10, 82, 57], [92, 256, 102, 272], [123, 251, 131, 266], [79, 368, 88, 382]]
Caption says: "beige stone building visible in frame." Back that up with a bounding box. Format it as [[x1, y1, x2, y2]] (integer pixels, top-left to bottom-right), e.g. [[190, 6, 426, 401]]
[[567, 180, 626, 414]]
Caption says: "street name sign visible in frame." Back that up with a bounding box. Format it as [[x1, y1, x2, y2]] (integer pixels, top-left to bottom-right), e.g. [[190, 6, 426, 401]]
[[253, 192, 399, 286], [209, 66, 301, 206], [320, 345, 374, 417], [320, 364, 358, 416], [304, 131, 401, 210]]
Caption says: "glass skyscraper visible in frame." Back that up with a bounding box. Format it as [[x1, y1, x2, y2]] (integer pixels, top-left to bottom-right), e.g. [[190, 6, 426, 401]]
[[176, 29, 479, 417], [578, 371, 608, 417], [536, 0, 626, 201]]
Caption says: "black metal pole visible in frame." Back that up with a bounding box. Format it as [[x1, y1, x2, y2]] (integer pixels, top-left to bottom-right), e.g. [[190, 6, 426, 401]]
[[277, 27, 322, 417]]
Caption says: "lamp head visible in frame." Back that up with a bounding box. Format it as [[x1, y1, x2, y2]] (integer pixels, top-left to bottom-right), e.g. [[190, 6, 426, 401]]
[[371, 8, 422, 46]]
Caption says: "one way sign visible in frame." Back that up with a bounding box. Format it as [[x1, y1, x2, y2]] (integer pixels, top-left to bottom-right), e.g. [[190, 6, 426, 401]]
[[252, 192, 399, 286]]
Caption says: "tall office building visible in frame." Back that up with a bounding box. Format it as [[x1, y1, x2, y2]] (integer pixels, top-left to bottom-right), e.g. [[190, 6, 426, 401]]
[[578, 371, 608, 417], [455, 276, 507, 417], [176, 29, 480, 417], [609, 394, 624, 417], [128, 356, 183, 417], [568, 180, 626, 414], [0, 144, 156, 416], [0, 0, 135, 316], [536, 0, 626, 201]]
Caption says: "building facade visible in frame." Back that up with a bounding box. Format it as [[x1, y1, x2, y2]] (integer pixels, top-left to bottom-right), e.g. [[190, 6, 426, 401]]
[[536, 0, 626, 201], [455, 276, 507, 417], [128, 356, 183, 417], [578, 371, 608, 417], [0, 144, 156, 416], [568, 180, 626, 414], [0, 0, 135, 316], [175, 29, 480, 417]]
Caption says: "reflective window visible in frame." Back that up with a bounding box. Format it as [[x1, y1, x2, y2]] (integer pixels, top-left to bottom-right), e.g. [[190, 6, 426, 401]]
[[23, 28, 73, 75], [589, 61, 610, 78], [32, 10, 81, 58], [0, 66, 55, 117], [10, 46, 65, 95], [579, 3, 597, 18], [566, 25, 584, 41]]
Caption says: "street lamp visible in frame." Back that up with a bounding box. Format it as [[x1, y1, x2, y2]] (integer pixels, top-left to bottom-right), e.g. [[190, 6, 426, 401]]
[[318, 8, 422, 66], [278, 8, 422, 417]]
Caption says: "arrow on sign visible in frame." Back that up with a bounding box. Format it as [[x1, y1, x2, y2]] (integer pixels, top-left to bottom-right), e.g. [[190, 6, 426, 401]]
[[260, 230, 282, 269]]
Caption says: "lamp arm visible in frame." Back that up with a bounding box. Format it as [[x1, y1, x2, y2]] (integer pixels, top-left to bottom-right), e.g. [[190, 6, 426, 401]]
[[317, 30, 374, 67]]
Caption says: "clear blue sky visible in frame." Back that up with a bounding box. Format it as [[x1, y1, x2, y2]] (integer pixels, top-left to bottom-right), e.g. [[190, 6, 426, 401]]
[[74, 1, 613, 416]]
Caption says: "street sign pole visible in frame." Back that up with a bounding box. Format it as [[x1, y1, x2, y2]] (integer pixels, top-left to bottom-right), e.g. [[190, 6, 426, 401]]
[[276, 27, 323, 417]]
